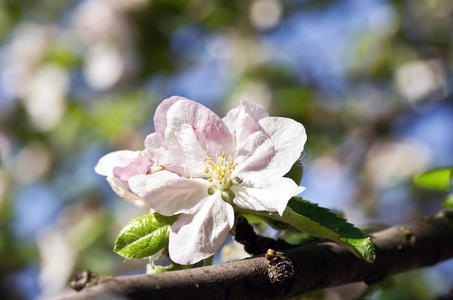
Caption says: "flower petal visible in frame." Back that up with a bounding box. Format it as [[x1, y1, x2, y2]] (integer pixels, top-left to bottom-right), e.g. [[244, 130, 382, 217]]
[[147, 99, 235, 177], [258, 117, 307, 178], [106, 176, 146, 207], [153, 96, 185, 135], [222, 100, 269, 133], [232, 174, 305, 216], [169, 195, 234, 264], [128, 170, 210, 216], [113, 155, 153, 181], [94, 150, 140, 177], [226, 104, 275, 176]]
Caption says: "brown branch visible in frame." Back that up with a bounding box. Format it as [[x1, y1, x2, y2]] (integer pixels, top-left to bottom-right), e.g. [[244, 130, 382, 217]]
[[234, 215, 296, 255], [59, 211, 453, 300]]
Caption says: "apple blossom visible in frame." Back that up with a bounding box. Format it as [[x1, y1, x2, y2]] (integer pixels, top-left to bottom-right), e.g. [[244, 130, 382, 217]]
[[124, 97, 307, 264]]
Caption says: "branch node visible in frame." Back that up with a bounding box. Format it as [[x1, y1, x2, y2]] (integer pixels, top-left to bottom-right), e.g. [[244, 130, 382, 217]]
[[69, 270, 111, 292], [266, 249, 295, 293]]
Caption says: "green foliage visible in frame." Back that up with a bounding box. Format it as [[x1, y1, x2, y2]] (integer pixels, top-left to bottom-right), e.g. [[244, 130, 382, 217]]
[[114, 213, 177, 259], [284, 160, 304, 185], [286, 198, 375, 263], [283, 231, 315, 246], [414, 167, 452, 192], [443, 194, 453, 210], [248, 198, 375, 263]]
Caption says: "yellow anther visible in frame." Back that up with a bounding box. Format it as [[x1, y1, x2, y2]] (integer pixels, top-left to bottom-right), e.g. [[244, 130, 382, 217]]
[[202, 152, 238, 188]]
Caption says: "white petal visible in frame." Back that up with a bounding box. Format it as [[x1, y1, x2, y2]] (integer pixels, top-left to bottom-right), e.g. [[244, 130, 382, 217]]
[[169, 195, 234, 265], [232, 174, 305, 216], [128, 171, 209, 216], [227, 105, 275, 176], [94, 150, 139, 177], [257, 117, 307, 178], [222, 100, 269, 133], [106, 176, 146, 207]]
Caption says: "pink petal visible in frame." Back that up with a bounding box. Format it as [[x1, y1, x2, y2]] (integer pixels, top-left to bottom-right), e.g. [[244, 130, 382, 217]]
[[106, 176, 146, 207], [145, 133, 188, 177], [232, 174, 305, 216], [169, 196, 234, 264], [154, 96, 185, 135], [147, 99, 235, 177], [94, 150, 139, 177], [113, 155, 153, 181], [128, 170, 209, 216]]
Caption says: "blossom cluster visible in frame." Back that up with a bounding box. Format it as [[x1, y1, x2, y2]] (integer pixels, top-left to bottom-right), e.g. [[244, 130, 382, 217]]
[[95, 97, 306, 264]]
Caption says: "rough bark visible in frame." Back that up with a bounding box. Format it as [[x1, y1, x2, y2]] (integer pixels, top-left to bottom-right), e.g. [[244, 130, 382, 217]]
[[59, 211, 453, 300]]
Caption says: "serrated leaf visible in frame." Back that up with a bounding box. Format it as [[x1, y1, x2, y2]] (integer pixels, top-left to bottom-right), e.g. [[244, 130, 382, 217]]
[[114, 213, 177, 259], [249, 198, 375, 263], [414, 167, 452, 192], [245, 212, 292, 230], [262, 216, 291, 230], [284, 160, 303, 185], [285, 198, 375, 263]]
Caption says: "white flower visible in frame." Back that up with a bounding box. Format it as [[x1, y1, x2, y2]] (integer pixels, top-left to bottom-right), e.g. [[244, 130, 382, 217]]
[[125, 97, 307, 264]]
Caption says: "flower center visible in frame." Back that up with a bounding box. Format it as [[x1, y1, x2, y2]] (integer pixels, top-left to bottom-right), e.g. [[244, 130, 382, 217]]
[[203, 152, 242, 202], [203, 151, 237, 187]]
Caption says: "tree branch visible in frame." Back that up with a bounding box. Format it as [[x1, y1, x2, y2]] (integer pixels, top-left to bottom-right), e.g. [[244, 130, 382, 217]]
[[60, 211, 453, 300], [234, 215, 296, 255]]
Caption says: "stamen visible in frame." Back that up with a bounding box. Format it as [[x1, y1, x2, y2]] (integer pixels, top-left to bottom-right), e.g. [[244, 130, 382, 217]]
[[203, 152, 238, 189]]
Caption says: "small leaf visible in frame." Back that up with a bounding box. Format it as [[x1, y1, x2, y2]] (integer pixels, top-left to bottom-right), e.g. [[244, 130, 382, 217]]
[[284, 160, 303, 184], [443, 194, 453, 210], [114, 213, 177, 259], [414, 167, 452, 192]]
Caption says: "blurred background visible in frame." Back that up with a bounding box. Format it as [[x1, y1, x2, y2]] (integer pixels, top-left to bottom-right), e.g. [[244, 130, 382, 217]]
[[1, 0, 453, 299]]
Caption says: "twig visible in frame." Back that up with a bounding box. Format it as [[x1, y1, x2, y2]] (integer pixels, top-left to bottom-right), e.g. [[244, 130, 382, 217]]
[[234, 215, 295, 255], [59, 211, 453, 300]]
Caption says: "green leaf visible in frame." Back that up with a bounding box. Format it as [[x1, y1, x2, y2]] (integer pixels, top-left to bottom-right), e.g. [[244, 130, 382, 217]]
[[114, 213, 177, 259], [262, 216, 291, 230], [283, 231, 315, 246], [414, 167, 452, 192], [286, 198, 375, 263], [284, 160, 303, 184], [443, 194, 453, 210], [249, 198, 375, 263], [245, 213, 292, 231]]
